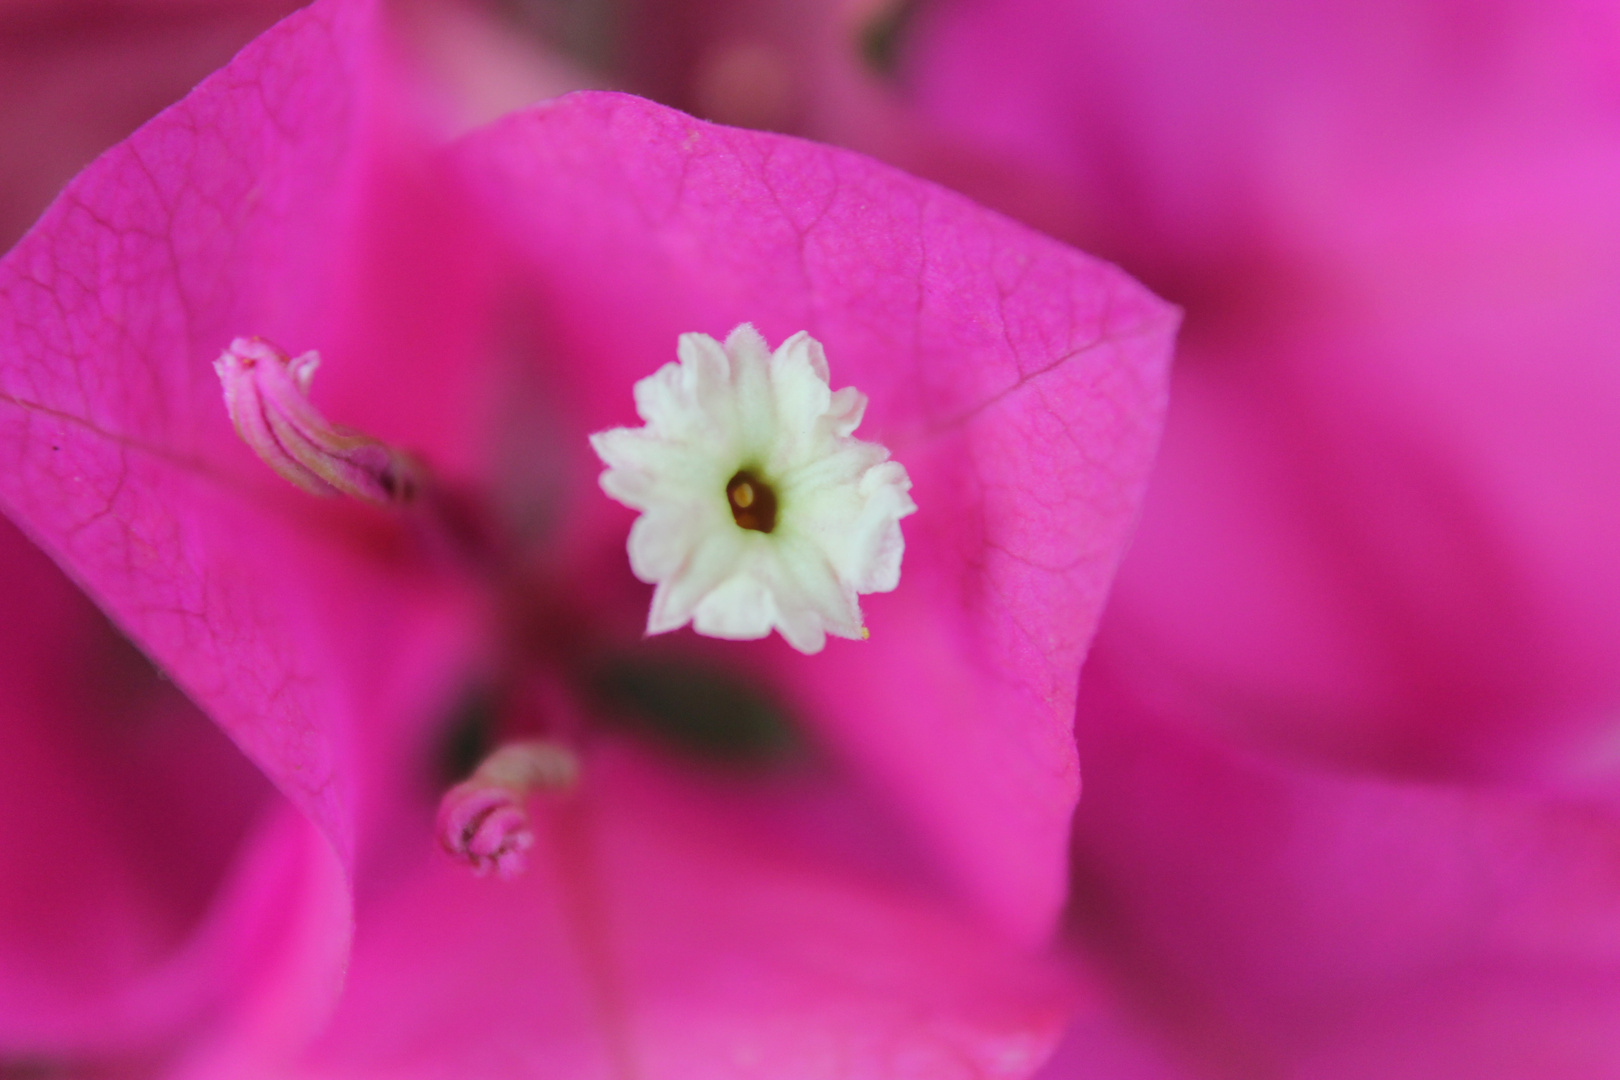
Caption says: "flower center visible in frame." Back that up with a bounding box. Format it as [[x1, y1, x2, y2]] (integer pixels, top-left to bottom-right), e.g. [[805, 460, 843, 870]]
[[726, 469, 777, 533]]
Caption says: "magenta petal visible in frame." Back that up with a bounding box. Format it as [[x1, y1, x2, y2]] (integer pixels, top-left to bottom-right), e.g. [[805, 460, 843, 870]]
[[302, 742, 1076, 1079], [0, 515, 260, 1055], [1068, 652, 1620, 1078], [164, 808, 352, 1080], [909, 0, 1620, 786], [0, 514, 351, 1076], [451, 92, 1177, 941], [0, 0, 489, 864], [1031, 996, 1200, 1080], [0, 0, 308, 252]]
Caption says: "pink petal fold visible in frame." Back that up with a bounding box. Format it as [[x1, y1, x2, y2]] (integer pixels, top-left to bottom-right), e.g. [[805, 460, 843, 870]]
[[908, 0, 1620, 788], [1066, 647, 1620, 1079], [0, 515, 347, 1073]]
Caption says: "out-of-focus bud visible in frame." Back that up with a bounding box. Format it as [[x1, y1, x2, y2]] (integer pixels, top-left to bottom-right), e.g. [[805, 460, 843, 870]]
[[436, 740, 579, 878]]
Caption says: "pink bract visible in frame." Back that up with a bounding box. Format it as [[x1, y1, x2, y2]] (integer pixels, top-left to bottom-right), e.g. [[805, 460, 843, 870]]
[[0, 0, 309, 252], [1055, 648, 1620, 1079], [0, 513, 348, 1074], [906, 0, 1620, 787], [0, 0, 1176, 1073], [897, 0, 1620, 1075]]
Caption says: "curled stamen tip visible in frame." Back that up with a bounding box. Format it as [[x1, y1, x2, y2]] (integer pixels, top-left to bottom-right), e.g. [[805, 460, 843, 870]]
[[215, 336, 419, 506], [437, 784, 536, 879], [435, 740, 579, 879]]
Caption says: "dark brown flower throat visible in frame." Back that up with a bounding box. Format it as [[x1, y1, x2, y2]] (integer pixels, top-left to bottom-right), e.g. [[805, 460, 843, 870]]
[[726, 469, 778, 533]]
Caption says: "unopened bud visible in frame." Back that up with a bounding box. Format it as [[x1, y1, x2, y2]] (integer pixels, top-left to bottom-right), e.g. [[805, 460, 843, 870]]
[[215, 337, 418, 505], [436, 740, 579, 878]]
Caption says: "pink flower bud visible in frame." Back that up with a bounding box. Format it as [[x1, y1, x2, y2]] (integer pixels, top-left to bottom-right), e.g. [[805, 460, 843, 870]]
[[215, 337, 418, 505], [436, 741, 579, 879]]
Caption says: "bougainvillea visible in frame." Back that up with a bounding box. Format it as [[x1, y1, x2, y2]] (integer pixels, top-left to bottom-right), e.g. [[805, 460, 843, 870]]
[[0, 0, 1176, 1074]]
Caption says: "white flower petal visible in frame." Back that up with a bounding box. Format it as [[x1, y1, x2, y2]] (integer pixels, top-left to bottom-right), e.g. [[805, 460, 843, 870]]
[[625, 510, 701, 583], [647, 529, 752, 633], [826, 386, 866, 437], [691, 572, 777, 641], [770, 533, 863, 640]]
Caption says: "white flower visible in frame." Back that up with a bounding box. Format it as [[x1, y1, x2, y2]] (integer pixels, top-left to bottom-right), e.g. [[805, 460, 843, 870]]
[[590, 324, 916, 654]]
